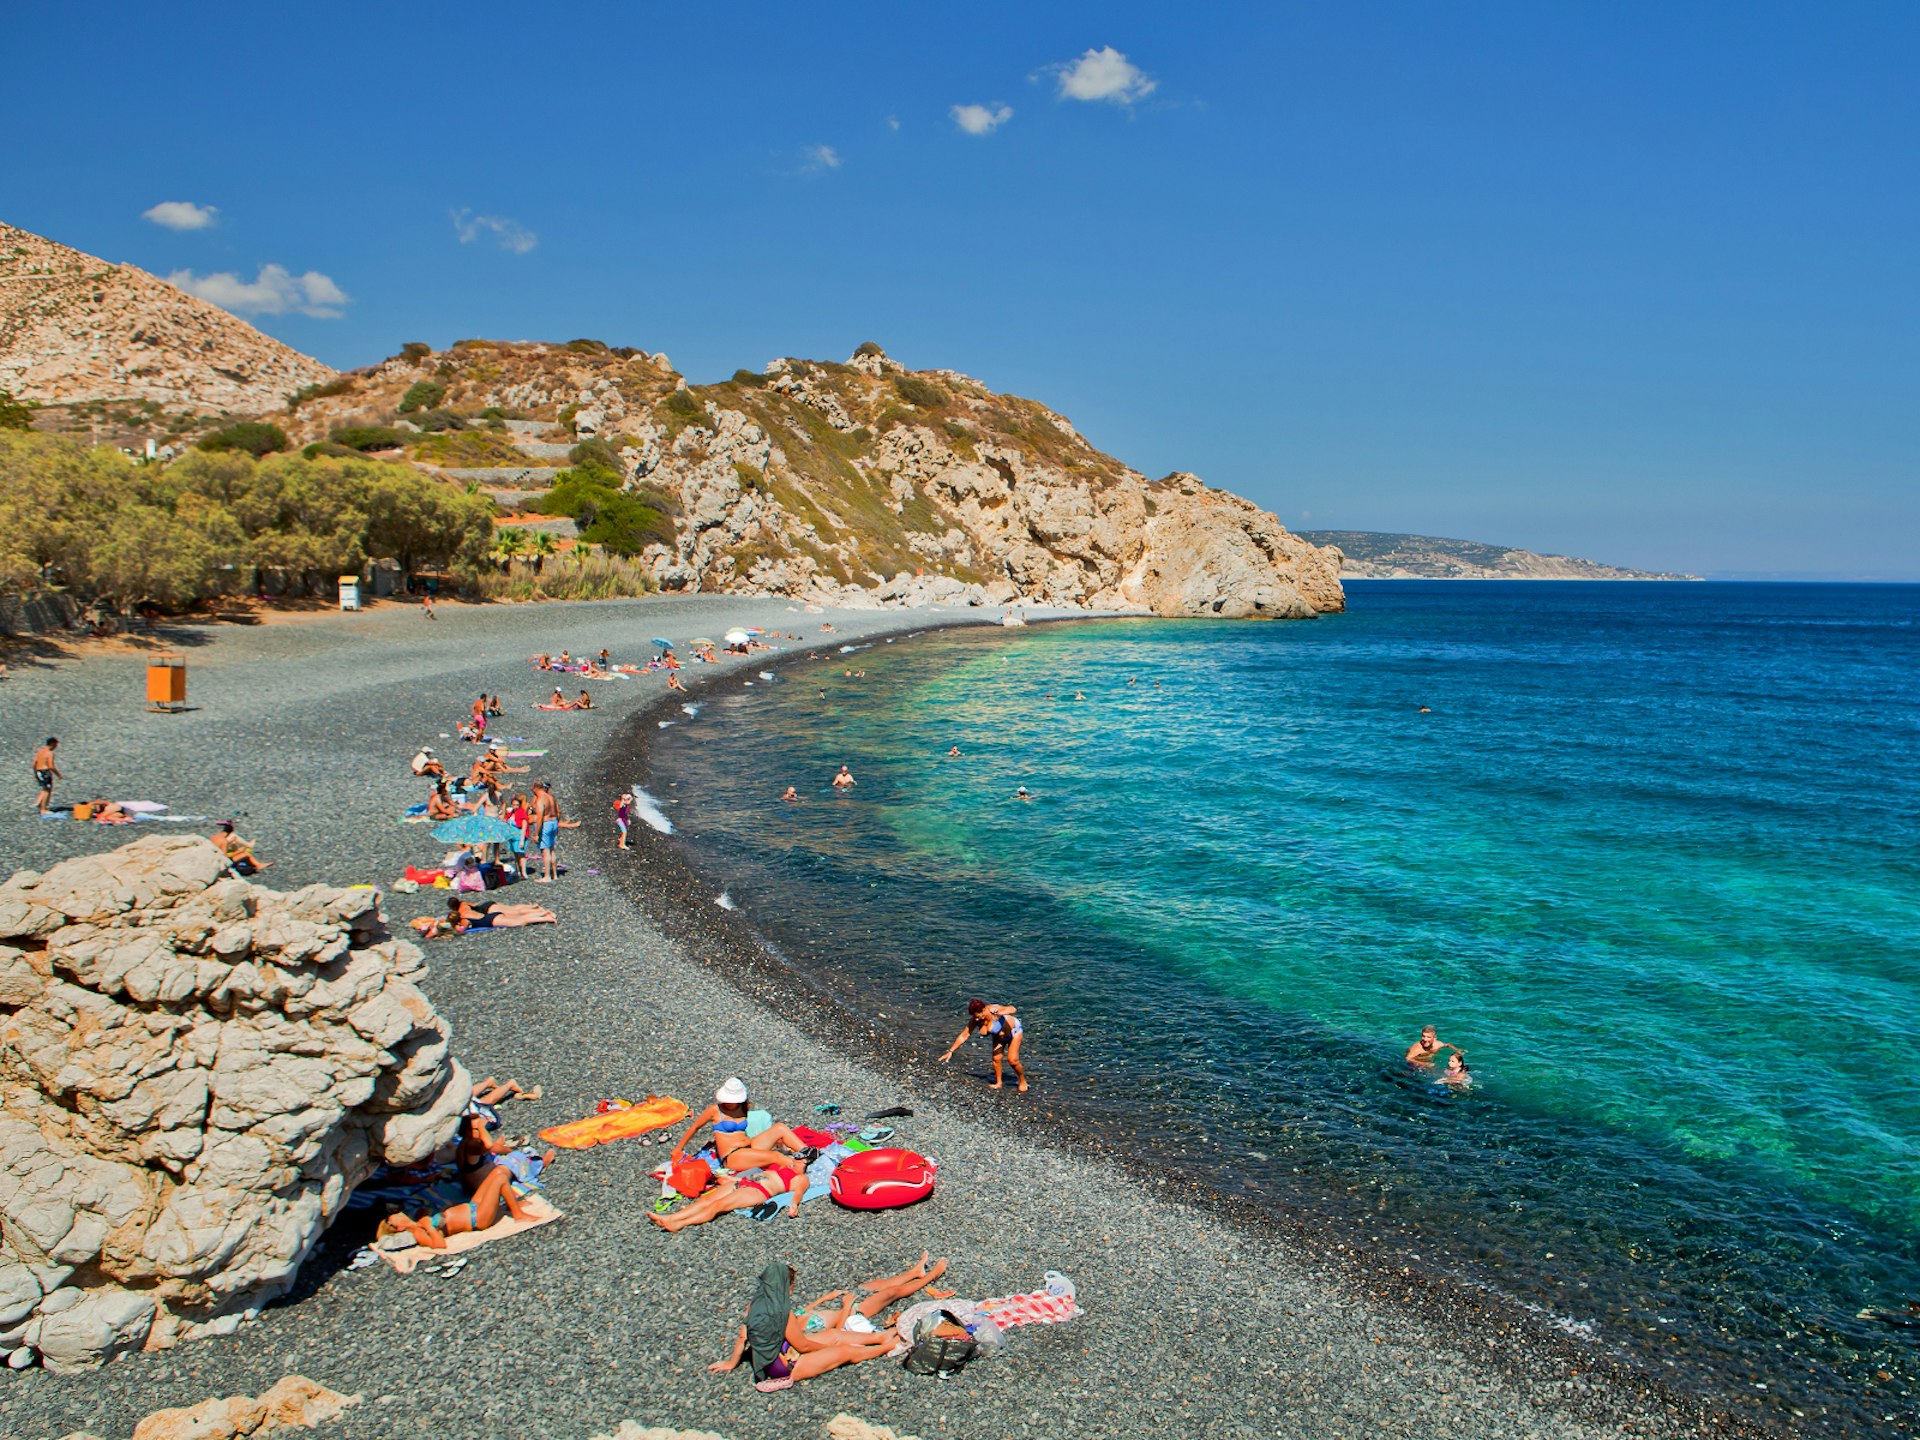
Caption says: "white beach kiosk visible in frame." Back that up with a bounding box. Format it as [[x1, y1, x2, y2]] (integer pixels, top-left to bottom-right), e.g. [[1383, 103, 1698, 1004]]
[[338, 576, 361, 611]]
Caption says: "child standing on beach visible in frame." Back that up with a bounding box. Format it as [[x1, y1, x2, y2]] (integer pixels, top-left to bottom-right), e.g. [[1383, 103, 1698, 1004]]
[[613, 790, 633, 850]]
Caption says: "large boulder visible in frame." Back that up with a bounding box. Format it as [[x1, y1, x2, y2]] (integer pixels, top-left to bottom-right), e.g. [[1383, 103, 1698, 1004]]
[[0, 836, 469, 1372]]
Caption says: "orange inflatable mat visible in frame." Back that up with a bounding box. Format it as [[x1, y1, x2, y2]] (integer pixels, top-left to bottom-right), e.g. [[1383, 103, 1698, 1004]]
[[539, 1095, 688, 1149]]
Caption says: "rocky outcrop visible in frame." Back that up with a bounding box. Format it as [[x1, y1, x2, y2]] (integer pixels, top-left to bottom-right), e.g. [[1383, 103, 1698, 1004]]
[[0, 836, 469, 1373], [0, 222, 335, 413], [124, 1376, 357, 1440]]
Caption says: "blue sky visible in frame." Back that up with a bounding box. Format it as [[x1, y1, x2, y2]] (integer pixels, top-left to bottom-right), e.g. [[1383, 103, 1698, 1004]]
[[6, 3, 1916, 577]]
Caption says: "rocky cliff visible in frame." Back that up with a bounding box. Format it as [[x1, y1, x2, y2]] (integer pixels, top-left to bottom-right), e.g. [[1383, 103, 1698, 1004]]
[[1298, 530, 1695, 581], [0, 836, 469, 1372], [275, 340, 1345, 617], [0, 222, 336, 415]]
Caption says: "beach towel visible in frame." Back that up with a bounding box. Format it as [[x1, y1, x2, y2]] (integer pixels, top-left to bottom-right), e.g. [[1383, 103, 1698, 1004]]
[[375, 1193, 563, 1274], [405, 802, 430, 817], [975, 1285, 1083, 1331], [539, 1095, 688, 1149], [502, 750, 547, 758]]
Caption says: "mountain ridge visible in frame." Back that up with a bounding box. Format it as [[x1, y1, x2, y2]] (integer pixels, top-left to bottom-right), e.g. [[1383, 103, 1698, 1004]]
[[0, 220, 336, 416]]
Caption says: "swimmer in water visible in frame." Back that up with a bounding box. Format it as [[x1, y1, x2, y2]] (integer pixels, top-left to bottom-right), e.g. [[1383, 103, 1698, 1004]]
[[1074, 691, 1085, 701], [1438, 1053, 1472, 1089], [947, 746, 962, 758], [1014, 786, 1032, 801], [831, 765, 856, 790], [780, 786, 799, 803], [1419, 706, 1432, 714], [1405, 1024, 1460, 1069]]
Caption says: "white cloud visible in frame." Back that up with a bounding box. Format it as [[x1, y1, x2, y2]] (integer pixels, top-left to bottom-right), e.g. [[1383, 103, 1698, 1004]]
[[166, 264, 349, 318], [1055, 46, 1156, 105], [451, 209, 538, 255], [800, 144, 842, 174], [142, 200, 218, 231], [886, 115, 901, 132], [951, 102, 1013, 136]]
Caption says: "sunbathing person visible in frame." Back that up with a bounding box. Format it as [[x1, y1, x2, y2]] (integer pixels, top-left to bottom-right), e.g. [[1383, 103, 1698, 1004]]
[[453, 1109, 555, 1192], [86, 798, 130, 823], [789, 1253, 952, 1342], [485, 694, 504, 717], [708, 1262, 907, 1391], [666, 672, 688, 693], [377, 1165, 530, 1250], [648, 1164, 807, 1232], [672, 1078, 817, 1174], [427, 781, 463, 821], [412, 747, 446, 778], [411, 897, 557, 938], [574, 689, 594, 710], [212, 821, 270, 873]]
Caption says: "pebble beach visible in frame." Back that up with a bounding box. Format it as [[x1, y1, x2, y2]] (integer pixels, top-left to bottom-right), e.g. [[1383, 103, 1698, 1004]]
[[0, 598, 1747, 1440]]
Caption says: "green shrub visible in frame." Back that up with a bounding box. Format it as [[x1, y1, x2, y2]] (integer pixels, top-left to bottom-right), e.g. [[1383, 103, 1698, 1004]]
[[563, 338, 609, 355], [408, 408, 465, 433], [894, 376, 945, 408], [611, 346, 641, 360], [854, 341, 885, 358], [664, 389, 703, 418], [197, 422, 288, 458], [328, 425, 407, 452], [568, 438, 623, 477], [0, 389, 37, 431], [557, 402, 580, 434], [301, 441, 359, 460], [399, 342, 432, 363], [286, 376, 355, 409], [732, 369, 767, 387], [398, 380, 447, 413], [478, 405, 530, 422], [851, 426, 873, 446]]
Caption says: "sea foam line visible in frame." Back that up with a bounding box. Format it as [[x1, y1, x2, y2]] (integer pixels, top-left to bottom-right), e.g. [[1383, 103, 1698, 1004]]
[[628, 786, 674, 835]]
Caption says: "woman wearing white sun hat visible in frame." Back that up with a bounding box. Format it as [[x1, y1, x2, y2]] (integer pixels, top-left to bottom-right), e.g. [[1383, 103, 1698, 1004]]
[[672, 1077, 818, 1177]]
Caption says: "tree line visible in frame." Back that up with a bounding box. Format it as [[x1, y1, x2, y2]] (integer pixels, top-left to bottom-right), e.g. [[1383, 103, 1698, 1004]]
[[0, 432, 495, 609]]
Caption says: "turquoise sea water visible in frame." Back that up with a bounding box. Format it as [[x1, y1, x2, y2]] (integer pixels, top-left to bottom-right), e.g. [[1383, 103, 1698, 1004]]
[[646, 582, 1920, 1433]]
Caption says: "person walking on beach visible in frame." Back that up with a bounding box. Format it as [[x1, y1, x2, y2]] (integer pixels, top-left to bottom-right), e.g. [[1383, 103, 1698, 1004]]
[[832, 765, 856, 791], [529, 782, 579, 882], [612, 790, 633, 850], [31, 738, 60, 815], [421, 593, 435, 620], [940, 999, 1027, 1092]]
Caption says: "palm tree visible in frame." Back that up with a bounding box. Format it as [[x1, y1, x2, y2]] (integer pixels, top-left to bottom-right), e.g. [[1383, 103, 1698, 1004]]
[[528, 529, 558, 575], [491, 527, 529, 569]]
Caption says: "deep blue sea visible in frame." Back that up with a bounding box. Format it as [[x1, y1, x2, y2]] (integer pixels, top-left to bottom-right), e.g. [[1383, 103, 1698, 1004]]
[[644, 582, 1920, 1435]]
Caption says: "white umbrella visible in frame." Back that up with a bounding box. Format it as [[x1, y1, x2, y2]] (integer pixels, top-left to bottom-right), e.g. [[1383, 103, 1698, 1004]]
[[723, 628, 751, 645]]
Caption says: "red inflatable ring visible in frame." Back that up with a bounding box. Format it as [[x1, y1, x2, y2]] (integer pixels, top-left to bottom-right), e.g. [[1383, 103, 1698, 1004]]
[[828, 1147, 937, 1210]]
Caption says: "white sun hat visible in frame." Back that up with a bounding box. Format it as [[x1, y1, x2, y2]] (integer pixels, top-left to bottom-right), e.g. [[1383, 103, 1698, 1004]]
[[715, 1077, 748, 1105]]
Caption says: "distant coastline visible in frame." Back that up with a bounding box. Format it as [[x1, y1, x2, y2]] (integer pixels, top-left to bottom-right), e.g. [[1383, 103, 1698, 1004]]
[[1299, 529, 1697, 581]]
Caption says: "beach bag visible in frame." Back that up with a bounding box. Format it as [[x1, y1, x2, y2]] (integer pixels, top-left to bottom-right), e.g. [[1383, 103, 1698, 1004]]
[[669, 1158, 712, 1198], [902, 1312, 977, 1378], [71, 802, 95, 821]]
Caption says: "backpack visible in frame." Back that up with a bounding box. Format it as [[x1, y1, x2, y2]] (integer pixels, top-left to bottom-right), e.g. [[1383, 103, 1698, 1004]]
[[901, 1311, 977, 1378]]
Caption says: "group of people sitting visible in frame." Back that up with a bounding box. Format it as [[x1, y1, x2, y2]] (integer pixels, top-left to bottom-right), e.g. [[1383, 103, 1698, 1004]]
[[375, 1081, 554, 1249], [650, 1077, 828, 1231]]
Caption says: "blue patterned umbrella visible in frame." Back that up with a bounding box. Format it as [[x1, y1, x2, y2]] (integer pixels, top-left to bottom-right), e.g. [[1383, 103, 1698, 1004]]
[[430, 814, 525, 847]]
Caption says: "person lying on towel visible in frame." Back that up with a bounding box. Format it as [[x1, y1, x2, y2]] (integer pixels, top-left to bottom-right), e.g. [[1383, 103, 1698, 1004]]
[[377, 1165, 530, 1250], [707, 1259, 948, 1392]]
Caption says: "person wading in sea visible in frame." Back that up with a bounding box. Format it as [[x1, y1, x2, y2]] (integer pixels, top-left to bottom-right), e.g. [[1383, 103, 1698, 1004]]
[[940, 999, 1027, 1092]]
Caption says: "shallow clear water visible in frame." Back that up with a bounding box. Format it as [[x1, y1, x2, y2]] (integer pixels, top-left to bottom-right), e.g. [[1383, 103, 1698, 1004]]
[[646, 582, 1920, 1434]]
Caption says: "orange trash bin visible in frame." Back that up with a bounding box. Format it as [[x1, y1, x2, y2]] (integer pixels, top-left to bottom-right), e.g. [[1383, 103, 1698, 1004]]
[[146, 654, 186, 712]]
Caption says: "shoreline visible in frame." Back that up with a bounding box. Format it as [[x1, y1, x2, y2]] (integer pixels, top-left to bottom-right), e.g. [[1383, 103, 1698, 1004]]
[[593, 620, 1774, 1440], [0, 595, 1769, 1440]]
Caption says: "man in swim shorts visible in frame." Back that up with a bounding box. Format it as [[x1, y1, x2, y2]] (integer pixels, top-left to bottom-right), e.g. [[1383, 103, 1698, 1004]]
[[832, 765, 856, 790], [529, 782, 579, 883], [31, 738, 60, 815], [1405, 1024, 1461, 1069]]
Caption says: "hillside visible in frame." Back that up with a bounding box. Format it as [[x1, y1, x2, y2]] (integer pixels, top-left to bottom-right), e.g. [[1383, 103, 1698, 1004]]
[[1298, 530, 1694, 581], [265, 339, 1345, 617], [0, 221, 335, 419]]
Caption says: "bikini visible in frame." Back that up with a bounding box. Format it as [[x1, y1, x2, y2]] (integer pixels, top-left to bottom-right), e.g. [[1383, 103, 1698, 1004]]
[[737, 1163, 799, 1200]]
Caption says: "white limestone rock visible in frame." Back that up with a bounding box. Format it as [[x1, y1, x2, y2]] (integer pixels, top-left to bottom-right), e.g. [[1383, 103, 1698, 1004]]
[[0, 836, 470, 1372]]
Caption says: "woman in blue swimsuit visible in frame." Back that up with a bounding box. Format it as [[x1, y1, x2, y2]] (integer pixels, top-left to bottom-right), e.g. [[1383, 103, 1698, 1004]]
[[377, 1165, 530, 1250], [672, 1077, 817, 1175], [939, 999, 1028, 1091]]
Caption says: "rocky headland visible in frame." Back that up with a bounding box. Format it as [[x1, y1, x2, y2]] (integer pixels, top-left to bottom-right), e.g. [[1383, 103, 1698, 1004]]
[[0, 836, 468, 1374], [1299, 529, 1695, 580]]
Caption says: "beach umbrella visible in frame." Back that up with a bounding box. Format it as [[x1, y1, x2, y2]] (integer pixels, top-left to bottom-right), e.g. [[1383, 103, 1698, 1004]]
[[723, 628, 751, 645], [430, 814, 525, 847], [690, 638, 715, 647], [651, 636, 674, 650]]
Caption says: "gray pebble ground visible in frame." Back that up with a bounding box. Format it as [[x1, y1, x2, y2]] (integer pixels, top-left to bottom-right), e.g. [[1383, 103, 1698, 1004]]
[[0, 599, 1742, 1440]]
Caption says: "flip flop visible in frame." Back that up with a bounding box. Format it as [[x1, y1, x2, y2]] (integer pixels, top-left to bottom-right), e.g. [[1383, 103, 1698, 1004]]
[[812, 1102, 842, 1116], [746, 1199, 782, 1222]]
